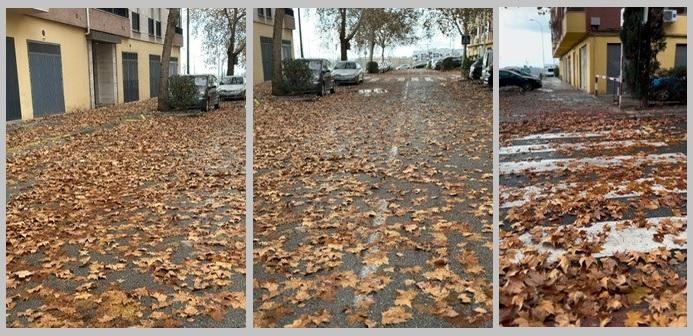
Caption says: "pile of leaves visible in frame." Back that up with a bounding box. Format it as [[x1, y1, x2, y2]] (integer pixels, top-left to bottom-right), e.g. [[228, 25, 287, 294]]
[[6, 99, 246, 327], [253, 70, 493, 327]]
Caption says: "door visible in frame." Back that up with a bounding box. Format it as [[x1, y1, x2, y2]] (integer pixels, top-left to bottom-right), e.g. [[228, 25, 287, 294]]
[[6, 37, 21, 121], [149, 55, 160, 98], [169, 57, 178, 76], [675, 44, 687, 68], [606, 43, 621, 94], [122, 52, 139, 102], [579, 45, 587, 91], [260, 36, 273, 81], [28, 41, 65, 117], [92, 42, 116, 106]]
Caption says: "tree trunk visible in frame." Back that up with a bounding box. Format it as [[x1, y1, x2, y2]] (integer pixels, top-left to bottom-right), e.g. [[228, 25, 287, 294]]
[[339, 9, 348, 61], [158, 8, 180, 111], [271, 8, 285, 95], [368, 40, 375, 62], [380, 44, 385, 63], [226, 10, 236, 76]]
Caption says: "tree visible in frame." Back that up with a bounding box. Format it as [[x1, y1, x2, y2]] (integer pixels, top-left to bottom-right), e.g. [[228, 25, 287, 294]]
[[621, 7, 667, 107], [190, 8, 246, 75], [316, 8, 365, 60], [158, 8, 180, 111], [271, 8, 285, 95], [374, 9, 420, 62], [428, 8, 492, 76]]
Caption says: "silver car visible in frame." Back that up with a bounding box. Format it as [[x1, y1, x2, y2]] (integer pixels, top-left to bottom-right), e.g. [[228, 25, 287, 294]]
[[333, 61, 364, 84], [218, 76, 246, 100]]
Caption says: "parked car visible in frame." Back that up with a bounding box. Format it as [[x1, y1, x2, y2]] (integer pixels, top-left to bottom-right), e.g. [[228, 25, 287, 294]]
[[651, 75, 687, 102], [297, 58, 336, 96], [178, 74, 220, 111], [412, 62, 427, 69], [379, 61, 393, 73], [218, 75, 245, 100], [435, 56, 462, 70], [396, 64, 411, 70], [333, 61, 364, 84], [499, 69, 542, 91], [469, 58, 483, 80], [543, 65, 556, 77], [481, 49, 493, 88]]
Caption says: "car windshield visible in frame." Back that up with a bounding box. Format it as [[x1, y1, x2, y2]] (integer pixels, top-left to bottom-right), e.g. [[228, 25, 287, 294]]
[[221, 77, 243, 85], [193, 77, 207, 87], [299, 60, 322, 72], [335, 62, 356, 69]]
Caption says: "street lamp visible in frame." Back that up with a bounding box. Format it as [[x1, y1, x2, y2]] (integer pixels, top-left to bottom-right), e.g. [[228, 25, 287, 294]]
[[529, 18, 546, 75]]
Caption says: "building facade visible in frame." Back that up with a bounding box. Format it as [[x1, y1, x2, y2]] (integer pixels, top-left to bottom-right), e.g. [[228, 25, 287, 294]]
[[252, 8, 295, 84], [550, 7, 687, 95], [6, 8, 183, 121], [467, 15, 493, 60]]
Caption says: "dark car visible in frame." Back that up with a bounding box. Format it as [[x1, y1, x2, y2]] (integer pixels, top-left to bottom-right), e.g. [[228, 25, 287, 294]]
[[499, 69, 542, 91], [435, 56, 462, 70], [179, 74, 220, 111], [651, 75, 687, 102], [481, 49, 493, 88], [297, 58, 336, 96], [469, 58, 483, 80]]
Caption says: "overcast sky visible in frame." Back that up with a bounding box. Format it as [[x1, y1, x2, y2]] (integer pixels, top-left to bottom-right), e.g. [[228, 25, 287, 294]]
[[499, 7, 556, 67], [292, 8, 461, 60]]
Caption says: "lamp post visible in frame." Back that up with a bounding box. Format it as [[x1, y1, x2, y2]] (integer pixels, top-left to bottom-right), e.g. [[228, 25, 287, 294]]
[[529, 18, 546, 75]]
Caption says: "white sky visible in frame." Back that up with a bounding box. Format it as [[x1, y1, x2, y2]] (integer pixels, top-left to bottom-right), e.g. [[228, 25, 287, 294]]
[[499, 7, 557, 67], [179, 9, 245, 77], [292, 8, 460, 60]]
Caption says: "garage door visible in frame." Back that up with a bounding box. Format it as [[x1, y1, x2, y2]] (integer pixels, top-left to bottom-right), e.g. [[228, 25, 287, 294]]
[[606, 43, 621, 94], [149, 55, 160, 98], [28, 41, 65, 117], [122, 52, 139, 102], [7, 37, 21, 121]]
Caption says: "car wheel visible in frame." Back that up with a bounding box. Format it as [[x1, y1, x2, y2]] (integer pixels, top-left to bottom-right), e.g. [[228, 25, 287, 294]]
[[202, 98, 209, 112], [330, 83, 336, 94], [215, 99, 220, 109], [521, 83, 532, 92], [319, 82, 326, 96]]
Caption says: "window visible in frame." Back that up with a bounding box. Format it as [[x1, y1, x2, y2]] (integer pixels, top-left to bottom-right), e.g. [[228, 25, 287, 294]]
[[131, 11, 140, 32], [266, 8, 272, 19], [99, 8, 129, 18], [257, 8, 264, 17], [156, 21, 162, 37], [675, 44, 687, 67], [148, 18, 155, 36], [281, 41, 292, 60]]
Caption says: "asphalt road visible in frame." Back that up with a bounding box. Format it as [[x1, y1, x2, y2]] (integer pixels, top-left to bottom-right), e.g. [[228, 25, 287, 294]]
[[6, 100, 246, 327], [499, 82, 687, 327], [253, 69, 492, 328]]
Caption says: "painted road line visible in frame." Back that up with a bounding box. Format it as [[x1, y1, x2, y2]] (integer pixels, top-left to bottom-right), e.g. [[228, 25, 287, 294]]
[[397, 77, 405, 82], [510, 216, 687, 264], [424, 77, 433, 82], [499, 152, 686, 175], [511, 131, 607, 141], [500, 180, 686, 209], [500, 140, 668, 155], [384, 78, 393, 82], [370, 78, 380, 82], [411, 77, 419, 82]]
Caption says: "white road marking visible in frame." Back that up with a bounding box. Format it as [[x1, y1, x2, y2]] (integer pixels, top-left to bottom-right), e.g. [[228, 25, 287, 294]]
[[501, 178, 686, 208], [384, 78, 392, 82], [397, 77, 405, 82], [510, 217, 687, 264], [411, 77, 419, 82], [402, 81, 410, 101], [499, 153, 686, 175], [353, 199, 389, 306], [370, 77, 380, 82], [500, 140, 668, 155], [424, 77, 433, 82], [511, 131, 608, 141]]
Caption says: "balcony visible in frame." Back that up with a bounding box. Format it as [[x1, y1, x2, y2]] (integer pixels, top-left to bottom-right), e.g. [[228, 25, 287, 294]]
[[551, 8, 587, 57]]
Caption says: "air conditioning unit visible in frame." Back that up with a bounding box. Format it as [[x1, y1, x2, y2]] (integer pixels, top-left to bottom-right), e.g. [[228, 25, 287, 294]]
[[663, 9, 678, 23]]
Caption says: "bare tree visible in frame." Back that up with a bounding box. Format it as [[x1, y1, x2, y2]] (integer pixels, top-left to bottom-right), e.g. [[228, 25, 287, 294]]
[[158, 8, 180, 111], [190, 8, 246, 75], [316, 8, 365, 60], [271, 8, 285, 95]]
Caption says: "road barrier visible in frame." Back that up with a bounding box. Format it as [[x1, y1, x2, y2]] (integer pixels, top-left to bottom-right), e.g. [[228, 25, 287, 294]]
[[595, 74, 623, 107]]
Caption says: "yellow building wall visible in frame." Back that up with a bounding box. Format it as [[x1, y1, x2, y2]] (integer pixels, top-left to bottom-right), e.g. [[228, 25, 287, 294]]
[[115, 38, 180, 104], [657, 36, 687, 69], [253, 23, 293, 84], [6, 12, 91, 120]]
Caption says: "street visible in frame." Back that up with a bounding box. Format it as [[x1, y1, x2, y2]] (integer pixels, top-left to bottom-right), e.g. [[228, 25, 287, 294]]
[[6, 100, 246, 327], [253, 69, 493, 328], [499, 79, 687, 326]]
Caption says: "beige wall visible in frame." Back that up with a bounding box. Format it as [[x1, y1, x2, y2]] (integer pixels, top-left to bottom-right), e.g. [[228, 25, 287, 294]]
[[253, 22, 293, 84], [7, 11, 92, 120], [115, 37, 180, 103]]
